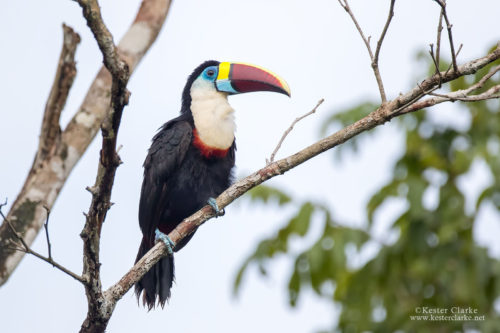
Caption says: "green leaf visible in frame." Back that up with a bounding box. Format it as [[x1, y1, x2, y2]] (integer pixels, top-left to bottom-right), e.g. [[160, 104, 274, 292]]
[[288, 267, 301, 306], [278, 201, 315, 239], [366, 180, 403, 224]]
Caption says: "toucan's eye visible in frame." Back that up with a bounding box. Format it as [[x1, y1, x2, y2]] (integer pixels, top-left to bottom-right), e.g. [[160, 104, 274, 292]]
[[207, 69, 215, 77]]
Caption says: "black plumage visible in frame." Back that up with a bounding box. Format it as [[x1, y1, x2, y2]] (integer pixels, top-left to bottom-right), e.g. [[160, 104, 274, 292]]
[[135, 61, 236, 309]]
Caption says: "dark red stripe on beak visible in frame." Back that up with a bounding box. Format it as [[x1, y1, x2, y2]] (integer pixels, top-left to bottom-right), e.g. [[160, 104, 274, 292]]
[[229, 63, 290, 96]]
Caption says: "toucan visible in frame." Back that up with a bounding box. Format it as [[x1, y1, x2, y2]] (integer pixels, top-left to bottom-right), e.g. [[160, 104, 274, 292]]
[[135, 60, 290, 309]]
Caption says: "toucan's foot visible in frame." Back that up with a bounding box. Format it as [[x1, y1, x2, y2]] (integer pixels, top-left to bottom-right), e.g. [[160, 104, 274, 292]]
[[155, 228, 175, 255], [207, 197, 225, 217]]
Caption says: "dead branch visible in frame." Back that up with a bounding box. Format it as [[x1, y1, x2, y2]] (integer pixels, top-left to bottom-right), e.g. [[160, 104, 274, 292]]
[[0, 200, 85, 283], [0, 24, 80, 285], [267, 98, 324, 164], [36, 24, 80, 167], [0, 0, 173, 287]]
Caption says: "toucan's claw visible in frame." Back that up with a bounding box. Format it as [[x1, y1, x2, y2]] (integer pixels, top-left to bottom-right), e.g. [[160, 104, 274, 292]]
[[207, 197, 225, 217], [155, 228, 175, 255]]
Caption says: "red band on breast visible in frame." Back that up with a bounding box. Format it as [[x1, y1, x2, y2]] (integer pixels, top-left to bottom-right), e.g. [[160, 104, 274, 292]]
[[192, 129, 229, 159]]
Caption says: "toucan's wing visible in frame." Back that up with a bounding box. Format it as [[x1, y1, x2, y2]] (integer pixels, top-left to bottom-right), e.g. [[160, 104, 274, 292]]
[[138, 120, 192, 241]]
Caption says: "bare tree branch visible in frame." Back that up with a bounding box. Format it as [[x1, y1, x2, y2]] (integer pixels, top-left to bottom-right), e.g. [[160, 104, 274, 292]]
[[0, 24, 80, 285], [398, 84, 500, 114], [402, 65, 500, 109], [337, 0, 374, 59], [36, 24, 80, 167], [43, 206, 53, 261], [435, 10, 444, 70], [267, 99, 324, 164], [75, 0, 132, 331], [0, 200, 85, 283], [373, 0, 396, 74], [429, 44, 443, 84], [445, 43, 463, 76], [434, 0, 459, 73], [78, 0, 128, 81], [337, 0, 395, 103], [0, 0, 173, 286]]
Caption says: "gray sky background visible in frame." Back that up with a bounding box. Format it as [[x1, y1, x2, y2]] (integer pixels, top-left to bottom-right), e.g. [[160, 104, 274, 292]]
[[1, 1, 499, 332]]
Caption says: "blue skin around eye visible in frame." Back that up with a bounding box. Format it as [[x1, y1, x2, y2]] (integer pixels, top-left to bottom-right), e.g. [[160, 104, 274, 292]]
[[201, 66, 238, 93], [202, 66, 218, 81]]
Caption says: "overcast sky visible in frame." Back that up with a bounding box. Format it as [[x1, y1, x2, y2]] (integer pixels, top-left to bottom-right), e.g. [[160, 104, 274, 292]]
[[1, 1, 500, 332]]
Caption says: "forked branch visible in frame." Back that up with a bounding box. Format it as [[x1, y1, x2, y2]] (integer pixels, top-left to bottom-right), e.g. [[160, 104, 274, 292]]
[[433, 0, 459, 73], [0, 200, 85, 283], [0, 24, 80, 286], [268, 98, 324, 164], [337, 0, 396, 103]]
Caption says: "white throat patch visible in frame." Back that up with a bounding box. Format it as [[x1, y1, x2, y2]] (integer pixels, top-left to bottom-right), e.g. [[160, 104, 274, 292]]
[[190, 78, 236, 150]]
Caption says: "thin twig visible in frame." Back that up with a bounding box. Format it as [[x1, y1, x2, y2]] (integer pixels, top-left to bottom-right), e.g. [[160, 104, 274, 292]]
[[371, 0, 396, 103], [43, 206, 52, 261], [396, 65, 500, 114], [429, 44, 443, 84], [392, 83, 440, 117], [427, 77, 500, 102], [444, 43, 463, 76], [0, 200, 85, 283], [435, 10, 444, 69], [434, 0, 458, 72], [267, 99, 324, 164], [398, 84, 500, 114], [337, 0, 374, 59], [374, 0, 396, 65], [464, 64, 500, 93]]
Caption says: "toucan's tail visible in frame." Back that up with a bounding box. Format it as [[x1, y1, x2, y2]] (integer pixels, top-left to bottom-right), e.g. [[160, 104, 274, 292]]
[[134, 237, 174, 309]]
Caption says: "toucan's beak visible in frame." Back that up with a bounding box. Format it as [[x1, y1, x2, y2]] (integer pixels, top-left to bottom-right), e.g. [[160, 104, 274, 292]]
[[215, 62, 291, 97]]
